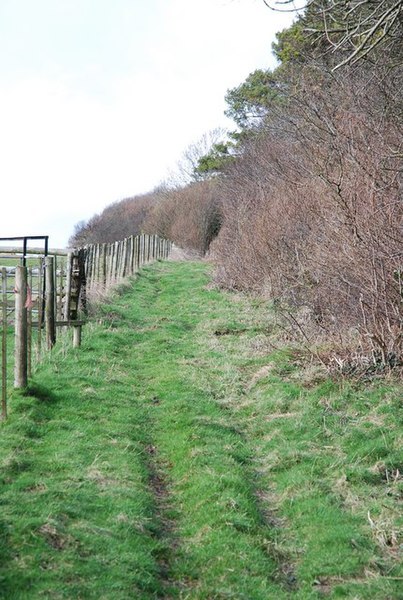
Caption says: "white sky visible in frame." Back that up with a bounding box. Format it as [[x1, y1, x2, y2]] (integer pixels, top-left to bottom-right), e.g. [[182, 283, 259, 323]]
[[0, 0, 293, 248]]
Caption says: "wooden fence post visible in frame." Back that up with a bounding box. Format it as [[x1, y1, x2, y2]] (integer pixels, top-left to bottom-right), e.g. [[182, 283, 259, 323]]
[[14, 265, 28, 389], [72, 234, 170, 298], [87, 245, 92, 288], [64, 252, 72, 321], [86, 245, 92, 288], [2, 268, 7, 417], [141, 234, 145, 266], [99, 244, 103, 283], [128, 236, 133, 275], [37, 258, 43, 357], [112, 242, 118, 282], [45, 257, 56, 350], [53, 255, 58, 317], [85, 245, 91, 287], [57, 261, 64, 321], [146, 234, 150, 263], [135, 235, 140, 271], [65, 251, 86, 320], [27, 267, 32, 378], [94, 244, 99, 284], [78, 249, 88, 317], [105, 244, 109, 286], [120, 238, 127, 280], [108, 243, 114, 285], [92, 245, 98, 285], [73, 325, 82, 348], [152, 235, 156, 260], [139, 234, 143, 269]]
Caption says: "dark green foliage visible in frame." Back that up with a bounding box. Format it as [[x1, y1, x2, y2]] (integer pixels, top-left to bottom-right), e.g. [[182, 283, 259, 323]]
[[224, 69, 285, 129], [194, 142, 234, 179]]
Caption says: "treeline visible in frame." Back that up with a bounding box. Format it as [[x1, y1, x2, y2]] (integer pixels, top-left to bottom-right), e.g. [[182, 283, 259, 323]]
[[210, 0, 403, 367], [70, 181, 221, 256], [71, 0, 403, 367]]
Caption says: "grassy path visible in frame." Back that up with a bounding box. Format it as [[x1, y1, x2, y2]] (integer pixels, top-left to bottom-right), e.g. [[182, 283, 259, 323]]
[[0, 261, 401, 599]]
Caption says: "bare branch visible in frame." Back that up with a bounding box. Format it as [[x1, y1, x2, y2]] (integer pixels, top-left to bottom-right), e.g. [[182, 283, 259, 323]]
[[263, 0, 403, 67]]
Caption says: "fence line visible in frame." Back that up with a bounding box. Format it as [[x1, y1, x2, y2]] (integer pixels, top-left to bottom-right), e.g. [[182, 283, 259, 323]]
[[81, 233, 171, 291], [0, 233, 172, 419], [2, 268, 7, 419]]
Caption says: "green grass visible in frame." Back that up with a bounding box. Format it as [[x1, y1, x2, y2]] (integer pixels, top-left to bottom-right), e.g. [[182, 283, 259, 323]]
[[0, 261, 402, 598], [1, 251, 65, 406]]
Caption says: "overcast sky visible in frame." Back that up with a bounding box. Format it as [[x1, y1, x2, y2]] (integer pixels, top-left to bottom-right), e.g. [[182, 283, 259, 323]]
[[0, 0, 294, 248]]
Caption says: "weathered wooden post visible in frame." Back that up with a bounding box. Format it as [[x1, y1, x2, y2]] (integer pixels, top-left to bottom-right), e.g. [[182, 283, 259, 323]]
[[138, 235, 142, 267], [14, 265, 28, 388], [1, 268, 7, 418], [86, 245, 92, 288], [140, 235, 144, 265], [152, 235, 156, 260], [120, 239, 125, 279], [53, 255, 58, 317], [100, 243, 107, 285], [57, 261, 64, 321], [73, 324, 82, 348], [108, 243, 113, 285], [119, 238, 127, 280], [130, 235, 136, 275], [108, 243, 114, 285], [37, 258, 43, 357], [96, 244, 102, 284], [141, 234, 145, 266], [135, 235, 140, 271], [127, 237, 132, 276], [124, 237, 129, 276], [127, 236, 132, 275], [65, 251, 86, 320], [86, 246, 91, 288], [45, 256, 56, 350], [91, 245, 98, 285], [146, 234, 150, 263], [27, 267, 32, 378], [93, 244, 99, 284], [64, 252, 72, 321], [112, 241, 119, 282], [84, 245, 90, 287]]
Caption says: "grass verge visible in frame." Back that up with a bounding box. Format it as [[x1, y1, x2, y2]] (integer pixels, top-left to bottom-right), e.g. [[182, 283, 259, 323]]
[[0, 260, 402, 599]]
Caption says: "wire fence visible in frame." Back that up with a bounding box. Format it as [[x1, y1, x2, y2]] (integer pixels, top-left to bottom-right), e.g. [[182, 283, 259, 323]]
[[0, 233, 172, 419]]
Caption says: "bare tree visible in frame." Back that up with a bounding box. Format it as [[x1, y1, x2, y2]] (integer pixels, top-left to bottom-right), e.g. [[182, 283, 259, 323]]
[[144, 180, 222, 255], [167, 128, 229, 187], [263, 0, 403, 68], [212, 57, 403, 365]]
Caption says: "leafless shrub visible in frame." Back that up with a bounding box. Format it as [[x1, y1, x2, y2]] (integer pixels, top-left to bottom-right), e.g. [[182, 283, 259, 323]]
[[213, 59, 403, 366], [144, 180, 222, 255], [69, 179, 222, 259], [69, 192, 159, 247]]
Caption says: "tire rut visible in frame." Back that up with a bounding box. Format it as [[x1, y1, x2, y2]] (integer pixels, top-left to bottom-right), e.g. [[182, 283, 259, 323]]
[[144, 441, 180, 599], [254, 488, 299, 592]]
